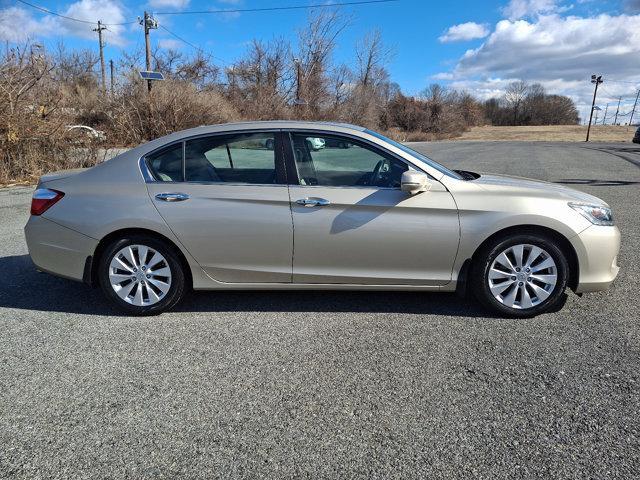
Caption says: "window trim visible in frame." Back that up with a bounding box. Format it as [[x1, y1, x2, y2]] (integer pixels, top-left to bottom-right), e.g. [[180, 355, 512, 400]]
[[139, 129, 287, 186], [284, 130, 421, 190]]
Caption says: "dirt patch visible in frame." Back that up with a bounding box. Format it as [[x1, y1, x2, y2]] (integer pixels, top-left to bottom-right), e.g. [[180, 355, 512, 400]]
[[457, 125, 637, 142]]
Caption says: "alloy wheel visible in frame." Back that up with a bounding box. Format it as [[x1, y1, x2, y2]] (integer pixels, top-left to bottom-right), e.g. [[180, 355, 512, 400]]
[[108, 244, 172, 307], [487, 243, 558, 310]]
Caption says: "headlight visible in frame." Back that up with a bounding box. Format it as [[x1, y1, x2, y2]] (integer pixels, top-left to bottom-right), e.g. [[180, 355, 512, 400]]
[[569, 202, 614, 226]]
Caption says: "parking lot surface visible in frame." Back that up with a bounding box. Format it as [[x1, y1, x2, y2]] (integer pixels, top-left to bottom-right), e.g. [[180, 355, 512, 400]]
[[1, 142, 639, 478]]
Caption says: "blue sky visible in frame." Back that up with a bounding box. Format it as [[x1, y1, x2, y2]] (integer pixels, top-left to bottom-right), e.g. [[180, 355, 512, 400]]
[[1, 0, 640, 121]]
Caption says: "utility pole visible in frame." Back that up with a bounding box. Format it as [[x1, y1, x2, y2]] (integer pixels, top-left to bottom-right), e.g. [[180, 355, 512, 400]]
[[93, 20, 107, 95], [109, 59, 115, 96], [602, 103, 608, 125], [140, 11, 158, 93], [614, 96, 621, 125], [294, 58, 302, 105], [629, 90, 639, 125], [586, 74, 603, 142]]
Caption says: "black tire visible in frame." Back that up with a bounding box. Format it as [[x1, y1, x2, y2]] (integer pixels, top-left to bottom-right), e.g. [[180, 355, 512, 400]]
[[471, 233, 569, 318], [98, 234, 186, 315]]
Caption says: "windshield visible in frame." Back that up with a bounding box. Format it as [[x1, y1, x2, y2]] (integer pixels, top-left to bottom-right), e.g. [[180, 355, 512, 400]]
[[365, 129, 463, 180]]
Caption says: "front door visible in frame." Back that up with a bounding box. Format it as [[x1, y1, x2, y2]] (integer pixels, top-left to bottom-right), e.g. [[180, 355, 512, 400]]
[[286, 132, 459, 285], [145, 131, 293, 283]]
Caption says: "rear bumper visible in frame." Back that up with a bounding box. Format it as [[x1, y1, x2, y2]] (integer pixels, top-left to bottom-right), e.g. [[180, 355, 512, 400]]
[[24, 215, 98, 282], [571, 225, 621, 293]]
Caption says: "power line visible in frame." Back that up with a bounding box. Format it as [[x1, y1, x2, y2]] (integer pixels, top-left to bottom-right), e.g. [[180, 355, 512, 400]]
[[15, 0, 137, 26], [153, 0, 399, 16]]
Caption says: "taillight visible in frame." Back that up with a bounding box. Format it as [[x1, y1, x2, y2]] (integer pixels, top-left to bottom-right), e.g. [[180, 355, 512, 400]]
[[31, 188, 64, 215]]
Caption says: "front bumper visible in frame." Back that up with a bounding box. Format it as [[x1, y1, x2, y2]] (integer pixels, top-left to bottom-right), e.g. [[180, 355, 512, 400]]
[[24, 215, 98, 282], [571, 225, 621, 293]]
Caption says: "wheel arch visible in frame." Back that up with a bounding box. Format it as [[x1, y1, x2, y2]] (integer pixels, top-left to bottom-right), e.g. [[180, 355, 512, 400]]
[[86, 227, 193, 289], [467, 225, 579, 291]]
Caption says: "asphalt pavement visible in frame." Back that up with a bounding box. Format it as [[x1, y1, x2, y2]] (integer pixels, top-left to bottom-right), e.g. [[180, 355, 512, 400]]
[[0, 141, 639, 478]]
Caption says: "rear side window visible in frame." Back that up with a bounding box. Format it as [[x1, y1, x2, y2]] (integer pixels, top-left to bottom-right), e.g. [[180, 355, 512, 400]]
[[185, 132, 276, 184], [146, 143, 184, 182]]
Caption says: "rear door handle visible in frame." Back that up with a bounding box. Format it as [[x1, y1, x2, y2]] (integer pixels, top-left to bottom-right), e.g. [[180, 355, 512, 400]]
[[155, 192, 190, 202], [296, 197, 330, 207]]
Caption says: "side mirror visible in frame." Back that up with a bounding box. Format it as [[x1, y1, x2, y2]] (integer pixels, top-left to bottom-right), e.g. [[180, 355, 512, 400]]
[[401, 171, 431, 195]]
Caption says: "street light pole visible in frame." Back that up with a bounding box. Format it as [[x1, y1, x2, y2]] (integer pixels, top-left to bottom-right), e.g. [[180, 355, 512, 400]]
[[586, 74, 603, 142]]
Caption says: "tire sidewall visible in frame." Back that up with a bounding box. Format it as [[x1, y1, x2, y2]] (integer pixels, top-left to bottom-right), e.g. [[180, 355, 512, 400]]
[[98, 235, 185, 315], [473, 234, 569, 318]]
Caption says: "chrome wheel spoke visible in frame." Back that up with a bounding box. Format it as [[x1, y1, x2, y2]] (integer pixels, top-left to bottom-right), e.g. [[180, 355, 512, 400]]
[[133, 283, 144, 306], [147, 277, 169, 294], [147, 286, 161, 303], [113, 257, 133, 273], [530, 273, 557, 284], [529, 282, 551, 302], [525, 246, 543, 267], [122, 246, 138, 268], [489, 268, 511, 280], [115, 281, 136, 301], [520, 285, 533, 309], [512, 244, 524, 268], [490, 280, 514, 295], [147, 251, 162, 269], [149, 266, 170, 277], [495, 252, 515, 271], [109, 244, 172, 307], [502, 284, 518, 308], [532, 257, 555, 273], [138, 245, 149, 266], [109, 272, 132, 282]]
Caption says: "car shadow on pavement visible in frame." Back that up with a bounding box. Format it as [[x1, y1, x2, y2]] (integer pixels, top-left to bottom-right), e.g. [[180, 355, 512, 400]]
[[0, 254, 492, 318]]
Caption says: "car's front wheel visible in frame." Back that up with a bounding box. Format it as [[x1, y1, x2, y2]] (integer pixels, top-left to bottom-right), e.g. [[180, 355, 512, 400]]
[[98, 235, 186, 315], [471, 234, 569, 317]]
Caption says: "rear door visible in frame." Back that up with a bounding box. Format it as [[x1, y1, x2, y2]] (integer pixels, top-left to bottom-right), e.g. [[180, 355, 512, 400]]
[[285, 131, 459, 285], [145, 130, 293, 283]]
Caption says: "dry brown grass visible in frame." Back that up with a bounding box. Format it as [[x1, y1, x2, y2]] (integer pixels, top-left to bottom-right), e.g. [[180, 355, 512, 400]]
[[456, 125, 637, 142]]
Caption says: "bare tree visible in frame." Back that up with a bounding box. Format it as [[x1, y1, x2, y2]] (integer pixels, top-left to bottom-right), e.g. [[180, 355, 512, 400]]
[[504, 80, 528, 125]]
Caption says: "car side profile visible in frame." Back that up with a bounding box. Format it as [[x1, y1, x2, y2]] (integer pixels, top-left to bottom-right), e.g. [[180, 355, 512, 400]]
[[25, 121, 620, 317]]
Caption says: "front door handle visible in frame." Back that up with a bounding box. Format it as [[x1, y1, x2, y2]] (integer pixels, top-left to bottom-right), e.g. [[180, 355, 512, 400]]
[[155, 192, 190, 202], [296, 197, 330, 207]]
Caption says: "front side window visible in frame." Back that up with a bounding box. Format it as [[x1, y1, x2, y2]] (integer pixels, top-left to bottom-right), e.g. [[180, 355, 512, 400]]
[[146, 143, 184, 182], [185, 132, 277, 184], [289, 133, 408, 188]]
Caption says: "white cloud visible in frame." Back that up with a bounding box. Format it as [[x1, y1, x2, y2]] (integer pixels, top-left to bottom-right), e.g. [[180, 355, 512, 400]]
[[0, 1, 129, 46], [502, 0, 563, 20], [60, 0, 128, 46], [435, 13, 640, 118], [0, 7, 57, 42], [148, 0, 190, 8], [439, 22, 490, 42]]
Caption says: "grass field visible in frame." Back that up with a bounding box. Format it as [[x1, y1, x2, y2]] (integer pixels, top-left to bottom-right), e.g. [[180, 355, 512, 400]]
[[457, 125, 637, 142]]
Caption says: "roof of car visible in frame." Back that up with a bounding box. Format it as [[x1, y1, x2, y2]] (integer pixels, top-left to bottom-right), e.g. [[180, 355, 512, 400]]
[[193, 120, 366, 133], [136, 121, 368, 153]]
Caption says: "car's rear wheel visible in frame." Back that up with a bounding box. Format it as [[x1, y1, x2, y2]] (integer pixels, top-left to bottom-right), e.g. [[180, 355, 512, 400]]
[[471, 234, 569, 317], [98, 235, 186, 315]]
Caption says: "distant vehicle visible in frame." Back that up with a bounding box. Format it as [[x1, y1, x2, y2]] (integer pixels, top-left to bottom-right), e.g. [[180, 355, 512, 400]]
[[25, 121, 620, 317], [324, 137, 351, 149], [306, 137, 325, 151], [65, 125, 106, 141], [633, 126, 640, 144]]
